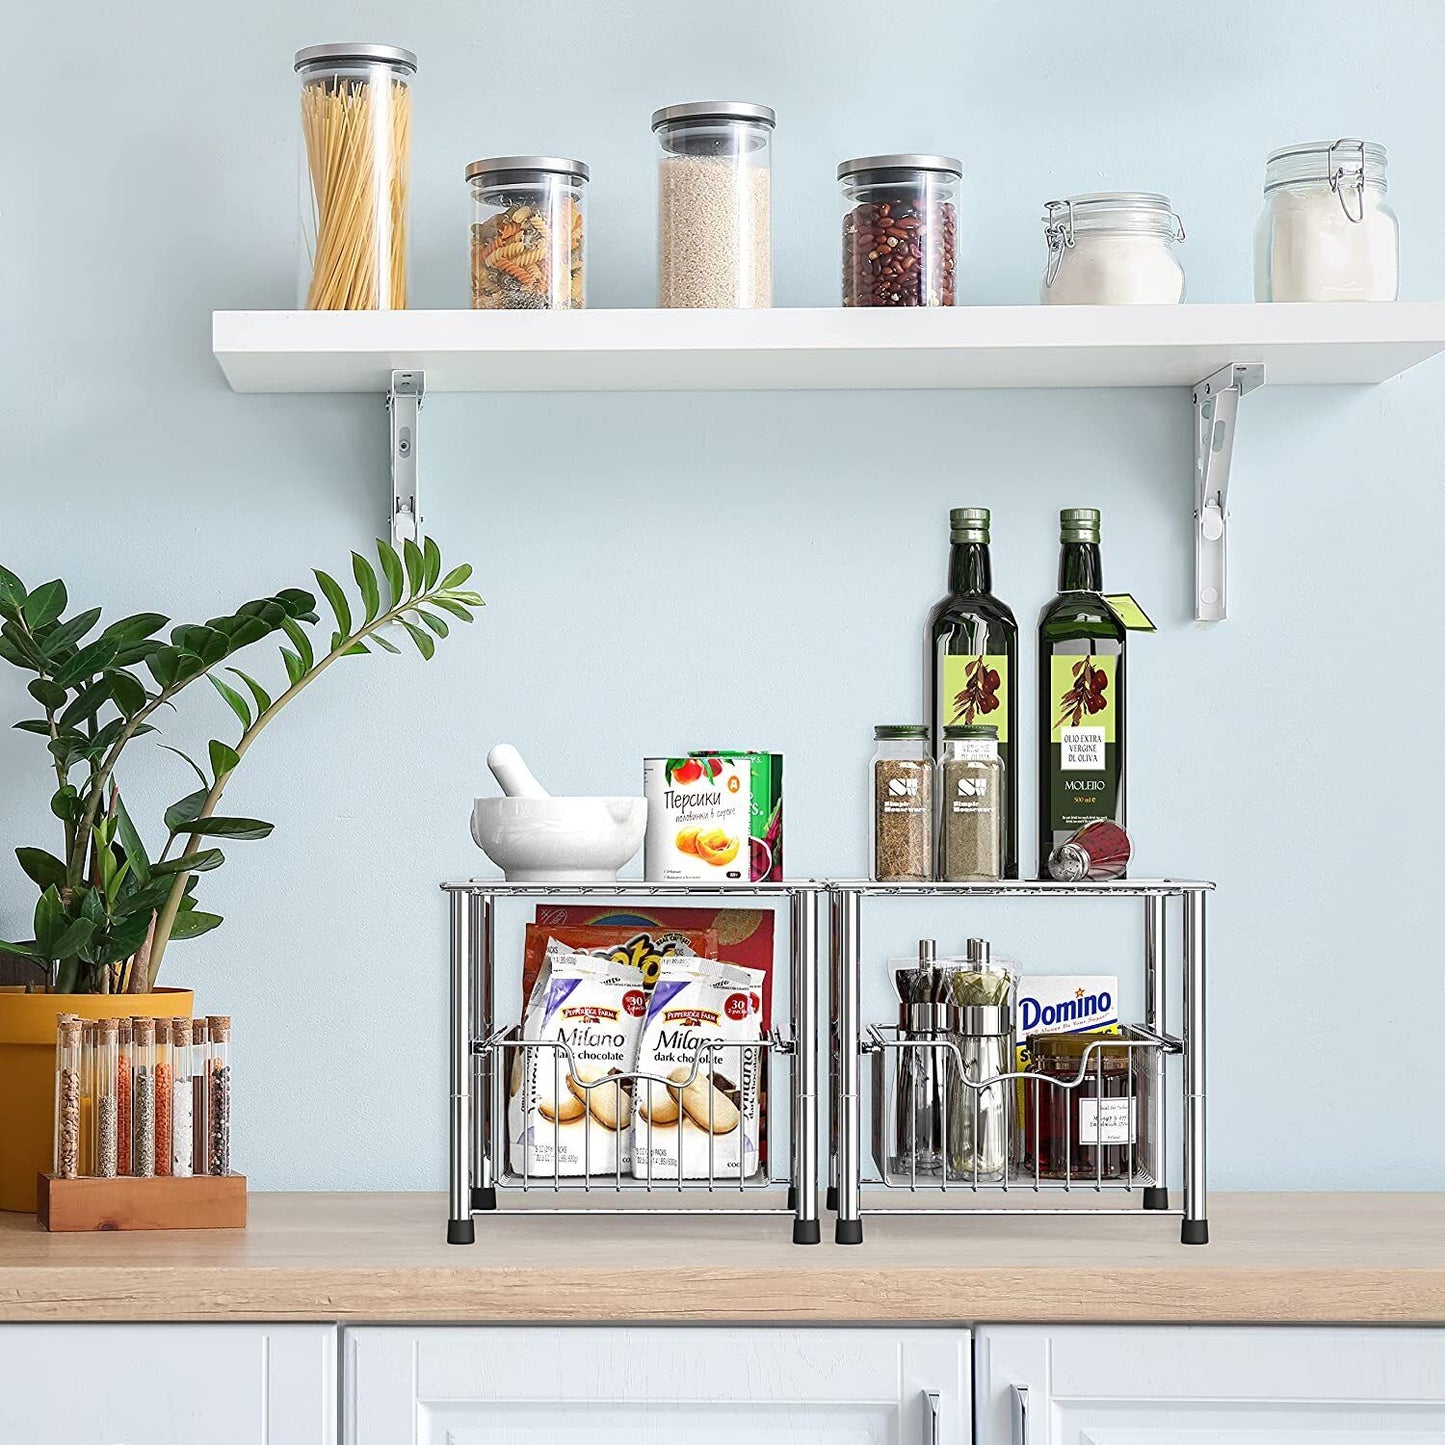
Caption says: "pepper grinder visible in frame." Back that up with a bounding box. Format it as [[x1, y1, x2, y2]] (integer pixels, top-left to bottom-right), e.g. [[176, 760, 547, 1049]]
[[892, 939, 951, 1177]]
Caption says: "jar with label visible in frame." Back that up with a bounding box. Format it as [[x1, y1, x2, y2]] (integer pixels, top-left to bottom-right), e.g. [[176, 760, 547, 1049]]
[[1022, 1031, 1135, 1181], [1041, 193, 1186, 304], [1254, 139, 1398, 301], [840, 154, 961, 307], [468, 156, 588, 310], [871, 725, 933, 883], [654, 101, 774, 308], [937, 724, 1002, 882]]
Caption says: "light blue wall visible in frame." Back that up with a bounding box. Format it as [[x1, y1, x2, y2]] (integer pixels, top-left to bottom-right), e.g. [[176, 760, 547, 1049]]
[[3, 1, 1441, 1192]]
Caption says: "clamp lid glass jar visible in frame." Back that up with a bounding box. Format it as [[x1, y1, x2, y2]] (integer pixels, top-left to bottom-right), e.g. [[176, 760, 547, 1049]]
[[295, 43, 416, 310], [840, 154, 961, 307], [653, 101, 774, 309], [1254, 139, 1397, 301], [467, 156, 588, 311], [1040, 192, 1186, 305]]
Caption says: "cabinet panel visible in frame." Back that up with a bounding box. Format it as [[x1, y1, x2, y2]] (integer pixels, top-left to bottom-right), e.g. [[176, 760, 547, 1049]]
[[345, 1326, 969, 1445], [0, 1323, 336, 1445], [975, 1325, 1445, 1443]]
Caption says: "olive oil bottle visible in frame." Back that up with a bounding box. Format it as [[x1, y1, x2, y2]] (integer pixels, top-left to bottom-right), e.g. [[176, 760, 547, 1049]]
[[1037, 508, 1126, 878], [928, 507, 1018, 877]]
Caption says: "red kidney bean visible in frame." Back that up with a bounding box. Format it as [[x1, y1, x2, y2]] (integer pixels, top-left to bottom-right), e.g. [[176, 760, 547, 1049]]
[[842, 195, 957, 307]]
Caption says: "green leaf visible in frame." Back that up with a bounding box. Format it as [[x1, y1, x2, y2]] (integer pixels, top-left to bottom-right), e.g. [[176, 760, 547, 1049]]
[[108, 670, 148, 716], [22, 580, 66, 630], [280, 647, 305, 686], [0, 564, 26, 617], [113, 638, 166, 669], [50, 917, 96, 960], [402, 538, 425, 596], [422, 536, 442, 589], [371, 632, 402, 654], [438, 563, 473, 590], [205, 614, 273, 652], [102, 909, 155, 963], [352, 552, 381, 623], [33, 886, 66, 955], [160, 746, 210, 789], [0, 938, 40, 959], [27, 678, 68, 709], [209, 674, 252, 729], [377, 539, 405, 606], [185, 816, 274, 840], [2, 619, 48, 670], [50, 636, 120, 689], [280, 617, 314, 673], [146, 647, 181, 689], [152, 848, 224, 876], [168, 909, 223, 941], [50, 785, 81, 823], [234, 598, 287, 628], [400, 620, 436, 661], [417, 609, 449, 638], [314, 570, 352, 638], [341, 640, 369, 656], [100, 612, 168, 646], [15, 848, 67, 890], [13, 718, 54, 735], [164, 788, 209, 833], [429, 597, 475, 624], [41, 606, 103, 656], [209, 739, 240, 778], [113, 793, 152, 884], [228, 667, 272, 717], [276, 588, 318, 620], [59, 678, 114, 730], [170, 625, 229, 667]]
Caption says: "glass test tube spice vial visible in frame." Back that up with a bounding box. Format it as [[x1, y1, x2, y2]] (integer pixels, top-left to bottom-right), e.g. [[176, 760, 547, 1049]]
[[153, 1019, 172, 1175], [170, 1018, 193, 1177], [95, 1020, 119, 1178], [131, 1017, 156, 1177], [53, 1016, 81, 1179], [208, 1016, 231, 1177], [117, 1018, 132, 1175], [78, 1021, 97, 1178], [192, 1018, 208, 1175]]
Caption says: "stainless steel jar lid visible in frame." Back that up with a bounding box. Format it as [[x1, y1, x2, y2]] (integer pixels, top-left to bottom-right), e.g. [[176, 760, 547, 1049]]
[[465, 156, 589, 184], [651, 101, 776, 129], [294, 43, 417, 73], [838, 153, 963, 180]]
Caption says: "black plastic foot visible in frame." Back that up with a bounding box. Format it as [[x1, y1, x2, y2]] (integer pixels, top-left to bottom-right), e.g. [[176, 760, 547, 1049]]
[[826, 1184, 839, 1212], [787, 1185, 798, 1211], [1181, 1218, 1209, 1245], [834, 1218, 864, 1245], [472, 1185, 497, 1212], [447, 1218, 476, 1245], [1143, 1186, 1170, 1211], [792, 1218, 821, 1245]]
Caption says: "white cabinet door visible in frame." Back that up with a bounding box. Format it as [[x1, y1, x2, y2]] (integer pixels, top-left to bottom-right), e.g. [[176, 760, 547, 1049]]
[[0, 1324, 336, 1445], [345, 1326, 969, 1445], [976, 1325, 1445, 1444]]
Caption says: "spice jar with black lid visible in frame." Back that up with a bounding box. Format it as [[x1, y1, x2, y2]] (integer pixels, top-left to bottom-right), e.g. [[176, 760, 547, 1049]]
[[871, 725, 933, 882], [840, 154, 961, 307]]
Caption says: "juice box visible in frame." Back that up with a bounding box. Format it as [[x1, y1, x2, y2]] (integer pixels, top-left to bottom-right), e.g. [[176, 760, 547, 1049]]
[[643, 751, 783, 883]]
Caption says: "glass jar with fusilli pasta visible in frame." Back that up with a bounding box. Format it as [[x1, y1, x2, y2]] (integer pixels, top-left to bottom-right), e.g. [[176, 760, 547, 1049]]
[[467, 156, 588, 310]]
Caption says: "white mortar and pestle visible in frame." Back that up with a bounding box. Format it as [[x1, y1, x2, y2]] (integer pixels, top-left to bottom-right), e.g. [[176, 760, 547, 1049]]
[[470, 744, 647, 882]]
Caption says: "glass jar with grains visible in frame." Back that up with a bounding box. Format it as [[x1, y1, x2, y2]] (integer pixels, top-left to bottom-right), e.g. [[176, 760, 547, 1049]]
[[1254, 139, 1398, 302], [937, 724, 1002, 882], [840, 154, 961, 307], [653, 101, 774, 308], [871, 725, 933, 883], [1040, 193, 1186, 304], [468, 156, 588, 310]]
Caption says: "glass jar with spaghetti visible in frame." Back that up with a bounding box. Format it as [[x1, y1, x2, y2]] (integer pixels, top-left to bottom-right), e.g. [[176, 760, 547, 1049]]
[[294, 43, 416, 310], [468, 157, 588, 311]]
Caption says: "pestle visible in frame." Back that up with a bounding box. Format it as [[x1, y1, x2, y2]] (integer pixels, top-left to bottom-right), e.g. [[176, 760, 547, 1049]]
[[487, 744, 551, 799]]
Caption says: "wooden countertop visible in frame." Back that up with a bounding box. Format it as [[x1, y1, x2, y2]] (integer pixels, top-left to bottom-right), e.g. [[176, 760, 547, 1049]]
[[2, 1192, 1442, 1324]]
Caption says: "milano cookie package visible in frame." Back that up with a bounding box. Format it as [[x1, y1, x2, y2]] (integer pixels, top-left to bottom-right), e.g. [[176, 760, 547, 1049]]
[[509, 942, 648, 1178], [643, 751, 783, 883], [632, 955, 766, 1180]]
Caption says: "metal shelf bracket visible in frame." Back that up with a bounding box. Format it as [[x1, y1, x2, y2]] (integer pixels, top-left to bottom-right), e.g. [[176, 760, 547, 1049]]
[[1193, 361, 1264, 621], [388, 369, 424, 546]]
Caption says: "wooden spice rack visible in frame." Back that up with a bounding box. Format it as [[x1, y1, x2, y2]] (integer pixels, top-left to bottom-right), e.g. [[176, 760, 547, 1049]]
[[37, 1173, 247, 1232]]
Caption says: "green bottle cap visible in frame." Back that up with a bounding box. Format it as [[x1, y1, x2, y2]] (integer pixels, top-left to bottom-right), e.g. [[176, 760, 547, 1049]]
[[1060, 507, 1101, 543], [874, 724, 929, 740], [942, 724, 999, 740], [950, 507, 990, 543]]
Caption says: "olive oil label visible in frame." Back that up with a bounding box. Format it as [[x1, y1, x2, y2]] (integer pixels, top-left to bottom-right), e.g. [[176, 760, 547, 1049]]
[[1049, 654, 1118, 830], [942, 654, 1009, 741]]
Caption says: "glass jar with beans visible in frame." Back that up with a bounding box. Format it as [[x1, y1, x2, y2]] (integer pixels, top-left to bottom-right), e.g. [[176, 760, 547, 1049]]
[[840, 154, 961, 307]]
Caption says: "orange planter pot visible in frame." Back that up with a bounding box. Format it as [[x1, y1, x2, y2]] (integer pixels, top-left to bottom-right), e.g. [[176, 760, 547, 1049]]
[[0, 987, 193, 1213]]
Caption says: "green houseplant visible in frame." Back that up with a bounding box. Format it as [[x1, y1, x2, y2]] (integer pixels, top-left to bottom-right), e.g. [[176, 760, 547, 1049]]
[[0, 536, 480, 1209]]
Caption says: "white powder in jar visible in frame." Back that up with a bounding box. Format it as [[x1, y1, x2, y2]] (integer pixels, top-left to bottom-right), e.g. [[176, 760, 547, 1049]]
[[1255, 187, 1398, 301], [658, 154, 770, 308], [1043, 233, 1185, 304]]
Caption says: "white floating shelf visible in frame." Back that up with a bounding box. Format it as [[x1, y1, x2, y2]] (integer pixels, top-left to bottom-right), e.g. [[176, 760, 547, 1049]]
[[213, 302, 1445, 394]]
